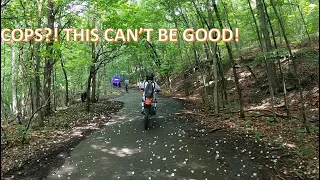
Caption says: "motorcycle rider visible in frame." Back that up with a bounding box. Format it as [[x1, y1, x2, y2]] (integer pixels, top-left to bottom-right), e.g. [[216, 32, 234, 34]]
[[139, 72, 161, 114]]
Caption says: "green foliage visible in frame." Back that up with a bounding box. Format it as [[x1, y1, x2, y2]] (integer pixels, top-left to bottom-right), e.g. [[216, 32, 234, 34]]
[[244, 116, 251, 121], [272, 140, 285, 149], [228, 102, 240, 110], [266, 117, 276, 125], [0, 0, 319, 133], [294, 48, 319, 66], [296, 146, 314, 157], [253, 131, 263, 140], [16, 125, 30, 142], [295, 128, 310, 134], [244, 117, 252, 127], [3, 125, 30, 144], [51, 119, 70, 129], [253, 48, 289, 65]]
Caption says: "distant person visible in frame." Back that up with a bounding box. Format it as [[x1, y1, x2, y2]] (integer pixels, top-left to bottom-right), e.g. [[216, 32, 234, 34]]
[[124, 79, 129, 92], [139, 72, 161, 114]]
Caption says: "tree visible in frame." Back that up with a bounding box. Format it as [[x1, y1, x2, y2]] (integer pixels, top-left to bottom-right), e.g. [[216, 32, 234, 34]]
[[11, 45, 18, 121], [270, 0, 309, 131], [213, 0, 245, 118], [34, 0, 44, 127], [256, 0, 279, 93], [206, 0, 219, 114], [43, 0, 55, 116]]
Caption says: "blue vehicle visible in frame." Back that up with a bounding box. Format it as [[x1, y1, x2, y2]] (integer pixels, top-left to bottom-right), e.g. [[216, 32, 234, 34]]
[[112, 75, 121, 87]]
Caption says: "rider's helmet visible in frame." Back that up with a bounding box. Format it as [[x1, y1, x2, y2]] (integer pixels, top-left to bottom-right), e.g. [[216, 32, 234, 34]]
[[146, 72, 154, 81]]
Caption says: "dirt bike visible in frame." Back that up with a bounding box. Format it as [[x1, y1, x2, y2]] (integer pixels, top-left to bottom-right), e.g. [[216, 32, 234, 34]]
[[142, 90, 161, 130], [143, 98, 156, 130]]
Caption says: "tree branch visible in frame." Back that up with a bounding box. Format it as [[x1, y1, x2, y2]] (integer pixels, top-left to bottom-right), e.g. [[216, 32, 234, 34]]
[[146, 41, 161, 66], [1, 0, 11, 8], [24, 89, 56, 132], [92, 45, 124, 75]]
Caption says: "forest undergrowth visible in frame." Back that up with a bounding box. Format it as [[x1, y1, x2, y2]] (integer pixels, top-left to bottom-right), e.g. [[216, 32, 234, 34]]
[[162, 39, 319, 179], [1, 91, 124, 178]]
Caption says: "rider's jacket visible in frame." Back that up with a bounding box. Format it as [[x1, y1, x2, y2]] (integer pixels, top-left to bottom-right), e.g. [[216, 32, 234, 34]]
[[139, 81, 161, 101]]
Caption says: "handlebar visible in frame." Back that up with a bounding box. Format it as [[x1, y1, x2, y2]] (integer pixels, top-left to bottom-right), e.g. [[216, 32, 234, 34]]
[[139, 89, 162, 94]]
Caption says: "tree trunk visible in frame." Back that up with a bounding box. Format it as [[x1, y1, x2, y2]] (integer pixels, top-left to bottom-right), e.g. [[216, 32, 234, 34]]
[[256, 0, 278, 93], [176, 2, 193, 69], [60, 54, 69, 106], [247, 0, 263, 48], [270, 0, 308, 131], [103, 65, 107, 95], [34, 0, 44, 127], [213, 0, 244, 118], [86, 13, 97, 111], [11, 45, 18, 118], [256, 0, 272, 51], [262, 0, 278, 48], [201, 75, 209, 104], [29, 82, 34, 118], [297, 5, 311, 45], [1, 45, 8, 124], [246, 65, 258, 84], [90, 17, 97, 103], [250, 0, 276, 119], [263, 0, 290, 116], [212, 44, 219, 114], [217, 45, 228, 103], [173, 16, 183, 69], [203, 43, 212, 79], [207, 2, 219, 114], [86, 67, 94, 112], [43, 0, 54, 116], [97, 71, 102, 100], [53, 66, 57, 110], [216, 51, 225, 108], [91, 72, 97, 103], [222, 0, 259, 86], [277, 58, 290, 116], [183, 72, 189, 97], [185, 48, 192, 66], [264, 60, 277, 120], [18, 46, 25, 122], [1, 94, 8, 125]]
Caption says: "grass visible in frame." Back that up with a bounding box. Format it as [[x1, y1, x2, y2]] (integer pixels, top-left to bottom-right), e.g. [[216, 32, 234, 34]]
[[266, 117, 276, 125], [294, 48, 319, 66], [295, 128, 309, 134], [230, 116, 236, 121], [244, 117, 252, 127], [272, 140, 285, 149], [253, 131, 263, 140], [296, 146, 314, 158]]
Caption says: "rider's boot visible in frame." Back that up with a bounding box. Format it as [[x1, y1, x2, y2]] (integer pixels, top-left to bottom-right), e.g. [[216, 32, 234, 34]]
[[141, 102, 145, 114], [153, 107, 156, 115], [152, 102, 157, 115]]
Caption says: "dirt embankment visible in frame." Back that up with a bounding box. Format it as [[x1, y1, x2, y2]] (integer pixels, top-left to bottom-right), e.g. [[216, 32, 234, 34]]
[[161, 39, 319, 179], [1, 98, 124, 179]]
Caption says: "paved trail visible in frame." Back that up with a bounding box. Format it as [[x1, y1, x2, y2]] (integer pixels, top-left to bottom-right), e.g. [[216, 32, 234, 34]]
[[46, 90, 263, 180]]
